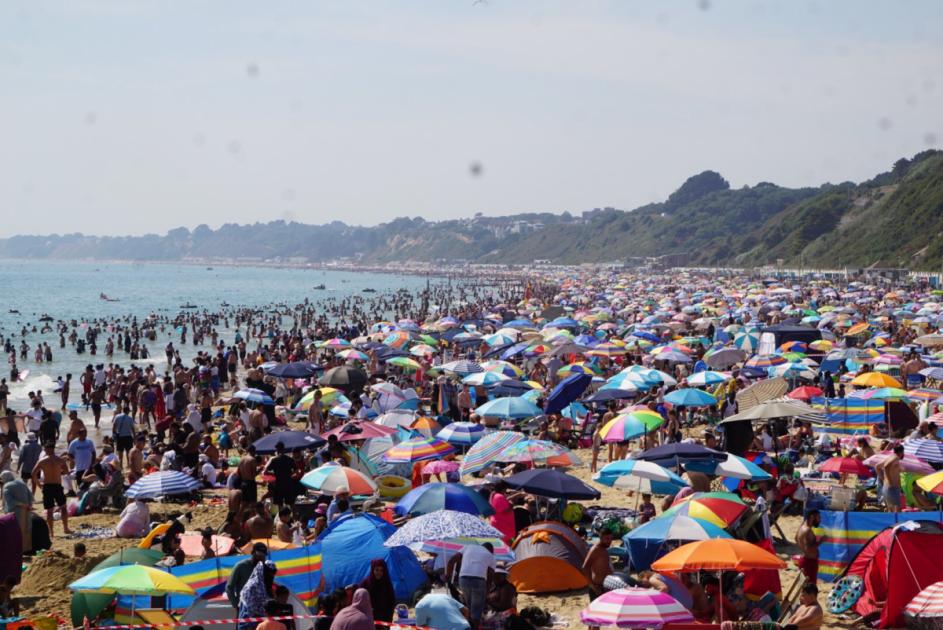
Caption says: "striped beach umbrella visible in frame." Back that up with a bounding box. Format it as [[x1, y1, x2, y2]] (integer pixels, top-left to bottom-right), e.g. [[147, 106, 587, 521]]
[[481, 360, 524, 378], [395, 483, 494, 517], [744, 354, 787, 369], [386, 356, 422, 371], [409, 416, 442, 438], [599, 410, 665, 442], [474, 396, 543, 419], [462, 371, 509, 386], [126, 471, 202, 499], [294, 387, 349, 411], [686, 371, 730, 387], [337, 348, 369, 362], [917, 471, 943, 496], [321, 337, 351, 348], [70, 565, 195, 596], [437, 421, 487, 446], [905, 580, 943, 618], [663, 492, 747, 528], [441, 360, 483, 376], [460, 431, 526, 476], [905, 438, 943, 463], [496, 439, 579, 466], [418, 538, 515, 562], [625, 514, 732, 546], [300, 463, 378, 495], [733, 332, 760, 353], [383, 436, 456, 463], [593, 459, 687, 495], [233, 388, 275, 405], [581, 588, 694, 629]]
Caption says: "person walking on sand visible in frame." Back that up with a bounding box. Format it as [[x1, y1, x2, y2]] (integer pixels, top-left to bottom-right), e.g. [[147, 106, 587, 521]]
[[876, 444, 904, 513], [32, 441, 72, 536], [796, 510, 821, 584]]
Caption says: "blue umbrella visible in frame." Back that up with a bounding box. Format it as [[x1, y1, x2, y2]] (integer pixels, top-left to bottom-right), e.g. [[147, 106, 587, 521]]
[[265, 361, 322, 378], [582, 388, 637, 404], [500, 341, 532, 360], [635, 443, 727, 470], [234, 388, 275, 405], [544, 372, 592, 414], [505, 318, 536, 329], [664, 388, 717, 407], [437, 421, 487, 445], [442, 360, 483, 376], [487, 379, 535, 397], [627, 330, 661, 343], [475, 396, 543, 419], [126, 471, 202, 499], [593, 459, 688, 494], [384, 510, 505, 547], [504, 469, 600, 500], [252, 430, 326, 454], [395, 483, 494, 517]]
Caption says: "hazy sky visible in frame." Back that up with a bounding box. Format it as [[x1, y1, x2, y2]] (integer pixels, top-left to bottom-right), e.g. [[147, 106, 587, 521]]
[[1, 1, 941, 237]]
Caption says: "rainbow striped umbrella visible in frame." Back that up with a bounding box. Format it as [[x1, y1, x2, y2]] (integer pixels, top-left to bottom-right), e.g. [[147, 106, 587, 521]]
[[663, 492, 747, 528], [581, 588, 694, 628], [321, 337, 351, 348], [496, 439, 581, 466], [744, 354, 788, 369], [437, 421, 487, 446], [294, 387, 349, 411], [460, 431, 527, 476], [383, 436, 456, 463], [337, 348, 369, 362], [599, 410, 665, 442], [907, 388, 943, 401], [300, 463, 378, 495], [481, 360, 524, 378], [387, 356, 422, 371]]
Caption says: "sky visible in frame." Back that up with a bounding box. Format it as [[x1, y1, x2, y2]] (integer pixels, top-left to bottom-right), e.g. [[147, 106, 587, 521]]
[[1, 1, 941, 237]]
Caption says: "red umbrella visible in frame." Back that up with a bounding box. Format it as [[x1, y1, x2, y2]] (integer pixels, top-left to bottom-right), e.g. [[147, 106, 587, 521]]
[[818, 456, 873, 477], [786, 386, 823, 401], [322, 420, 396, 442]]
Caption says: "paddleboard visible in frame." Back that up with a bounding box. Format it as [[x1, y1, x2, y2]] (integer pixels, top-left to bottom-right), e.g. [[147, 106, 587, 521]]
[[66, 402, 115, 410]]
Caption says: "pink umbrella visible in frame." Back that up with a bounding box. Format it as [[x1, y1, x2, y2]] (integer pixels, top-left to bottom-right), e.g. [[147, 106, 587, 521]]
[[423, 460, 460, 475], [862, 451, 936, 475], [581, 587, 694, 628]]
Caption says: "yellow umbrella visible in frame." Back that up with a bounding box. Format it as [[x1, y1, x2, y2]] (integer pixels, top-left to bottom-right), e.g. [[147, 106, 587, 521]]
[[851, 372, 902, 388]]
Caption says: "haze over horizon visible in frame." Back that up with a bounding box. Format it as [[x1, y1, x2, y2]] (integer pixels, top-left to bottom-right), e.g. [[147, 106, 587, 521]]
[[2, 1, 941, 238]]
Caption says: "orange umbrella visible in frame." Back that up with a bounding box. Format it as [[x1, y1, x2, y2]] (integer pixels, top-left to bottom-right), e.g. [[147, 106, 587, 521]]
[[651, 539, 785, 572], [850, 372, 901, 388]]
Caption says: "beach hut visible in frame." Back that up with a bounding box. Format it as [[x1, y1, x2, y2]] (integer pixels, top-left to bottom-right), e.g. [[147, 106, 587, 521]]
[[834, 520, 943, 628], [319, 514, 427, 600], [509, 521, 589, 593]]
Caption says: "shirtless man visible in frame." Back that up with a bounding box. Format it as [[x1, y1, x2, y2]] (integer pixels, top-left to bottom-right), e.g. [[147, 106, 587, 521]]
[[31, 442, 72, 535], [681, 572, 711, 622], [244, 501, 274, 539], [796, 509, 821, 584], [582, 529, 614, 606], [876, 444, 904, 512], [127, 434, 146, 483], [238, 445, 259, 504], [784, 583, 824, 629]]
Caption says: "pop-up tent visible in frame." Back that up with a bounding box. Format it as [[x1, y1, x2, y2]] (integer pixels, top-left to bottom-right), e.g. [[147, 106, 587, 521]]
[[838, 520, 943, 628], [509, 521, 589, 593], [319, 513, 426, 601]]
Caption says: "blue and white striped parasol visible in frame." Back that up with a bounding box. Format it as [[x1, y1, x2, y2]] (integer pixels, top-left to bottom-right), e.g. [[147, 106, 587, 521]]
[[126, 471, 202, 499]]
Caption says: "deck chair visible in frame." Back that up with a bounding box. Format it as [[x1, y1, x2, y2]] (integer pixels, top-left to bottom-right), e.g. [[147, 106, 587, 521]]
[[135, 608, 178, 630]]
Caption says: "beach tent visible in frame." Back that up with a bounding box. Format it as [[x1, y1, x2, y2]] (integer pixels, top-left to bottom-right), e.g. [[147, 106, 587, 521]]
[[319, 514, 427, 601], [509, 521, 589, 593], [179, 583, 314, 630], [837, 520, 943, 628]]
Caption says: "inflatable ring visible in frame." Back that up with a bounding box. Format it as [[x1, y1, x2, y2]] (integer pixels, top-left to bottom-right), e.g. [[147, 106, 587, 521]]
[[827, 575, 864, 614], [377, 475, 412, 499]]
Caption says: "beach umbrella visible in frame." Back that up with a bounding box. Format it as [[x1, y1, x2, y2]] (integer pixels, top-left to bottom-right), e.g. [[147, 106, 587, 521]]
[[394, 482, 494, 517], [437, 421, 487, 446], [503, 468, 601, 500], [850, 372, 902, 388], [704, 348, 745, 369], [418, 538, 515, 563], [905, 438, 943, 463], [744, 355, 787, 369], [441, 360, 484, 376], [337, 348, 369, 362], [664, 388, 717, 407], [858, 386, 910, 400], [323, 420, 397, 442], [252, 430, 325, 454], [863, 451, 936, 475], [635, 443, 727, 470], [233, 388, 275, 405], [733, 332, 759, 353], [786, 386, 823, 401], [300, 463, 378, 495], [70, 565, 195, 596], [916, 334, 943, 348], [817, 456, 873, 477], [719, 398, 821, 424], [663, 492, 748, 528], [905, 580, 943, 619], [462, 371, 509, 386], [599, 410, 665, 442], [582, 388, 637, 404], [544, 372, 593, 414], [594, 459, 688, 495], [126, 471, 202, 499], [409, 416, 442, 438], [460, 431, 526, 476], [384, 510, 504, 547], [651, 539, 785, 572], [423, 460, 460, 476], [319, 366, 368, 389], [713, 454, 774, 481], [917, 471, 943, 497], [386, 356, 422, 371], [93, 547, 163, 571], [383, 436, 456, 463], [410, 343, 437, 357], [375, 410, 417, 429], [581, 588, 694, 629], [294, 387, 348, 411], [625, 514, 731, 545], [496, 439, 580, 466], [475, 396, 543, 419], [686, 371, 730, 387], [907, 387, 943, 401], [265, 361, 321, 378]]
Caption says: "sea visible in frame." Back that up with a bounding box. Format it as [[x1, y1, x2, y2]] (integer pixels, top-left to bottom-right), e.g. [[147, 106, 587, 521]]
[[0, 259, 440, 407]]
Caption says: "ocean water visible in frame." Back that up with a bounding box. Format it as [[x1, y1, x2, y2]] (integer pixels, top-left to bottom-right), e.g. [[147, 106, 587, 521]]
[[0, 260, 437, 406]]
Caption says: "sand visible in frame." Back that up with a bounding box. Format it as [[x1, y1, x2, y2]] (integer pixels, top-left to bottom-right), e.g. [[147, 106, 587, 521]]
[[13, 426, 856, 628]]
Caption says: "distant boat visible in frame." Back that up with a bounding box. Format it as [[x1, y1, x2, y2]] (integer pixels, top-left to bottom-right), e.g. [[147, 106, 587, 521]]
[[221, 302, 230, 307], [39, 314, 54, 322], [362, 288, 377, 293], [180, 303, 198, 309], [206, 267, 214, 270], [313, 284, 326, 290], [8, 309, 19, 314], [100, 293, 120, 302]]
